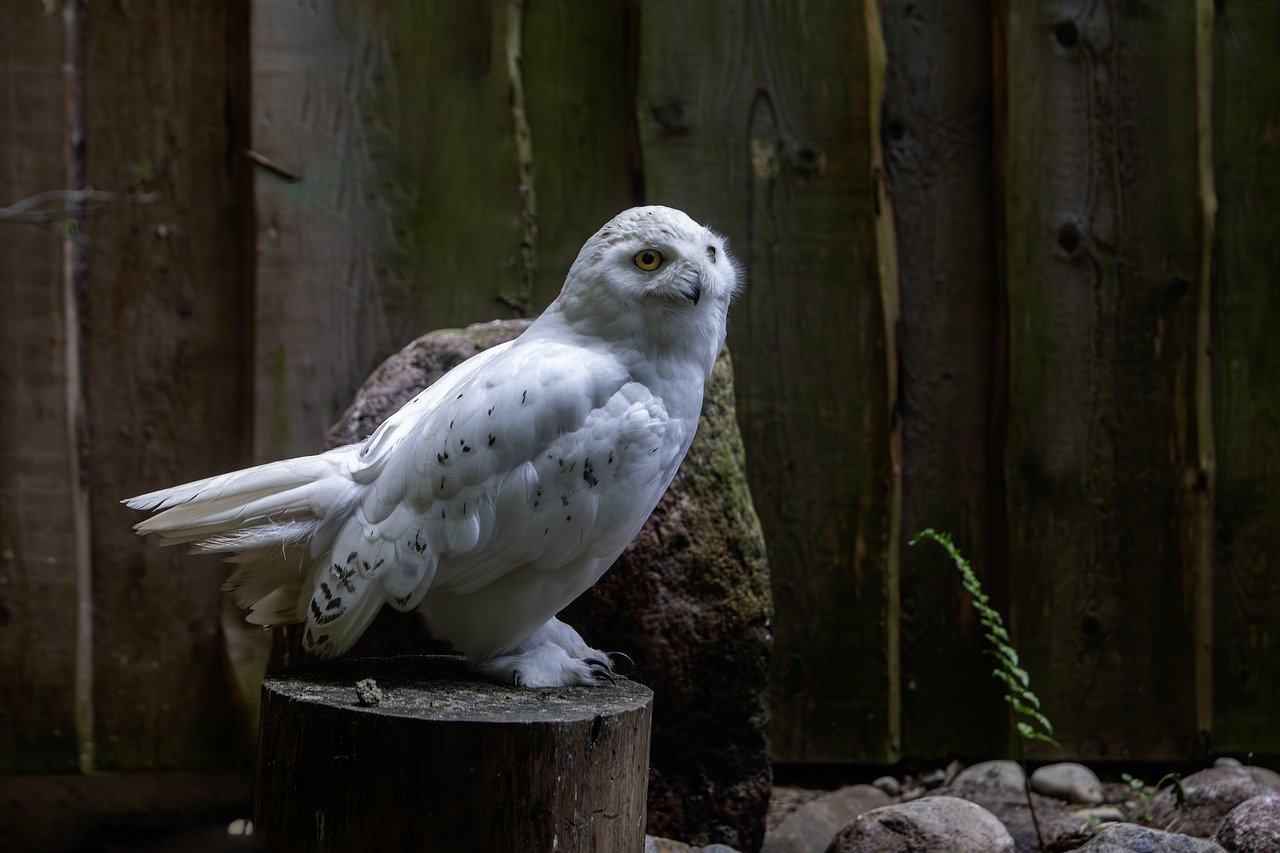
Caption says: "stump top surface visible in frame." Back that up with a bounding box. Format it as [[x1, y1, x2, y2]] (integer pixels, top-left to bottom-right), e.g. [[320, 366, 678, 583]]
[[263, 655, 652, 723]]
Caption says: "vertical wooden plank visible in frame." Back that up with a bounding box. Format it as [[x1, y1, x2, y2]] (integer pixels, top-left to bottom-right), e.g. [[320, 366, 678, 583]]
[[1211, 0, 1280, 754], [83, 0, 247, 768], [1003, 3, 1204, 759], [521, 0, 641, 307], [252, 0, 526, 463], [881, 0, 1002, 760], [639, 0, 894, 762], [0, 1, 89, 773]]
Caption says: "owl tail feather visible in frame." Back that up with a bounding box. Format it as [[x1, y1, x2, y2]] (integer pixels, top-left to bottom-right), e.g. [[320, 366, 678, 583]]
[[123, 450, 361, 633]]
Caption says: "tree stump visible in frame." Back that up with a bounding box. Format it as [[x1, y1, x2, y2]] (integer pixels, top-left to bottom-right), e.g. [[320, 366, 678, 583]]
[[255, 655, 653, 852]]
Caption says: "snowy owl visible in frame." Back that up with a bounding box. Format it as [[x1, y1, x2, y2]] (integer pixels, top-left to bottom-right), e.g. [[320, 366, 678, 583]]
[[126, 206, 738, 688]]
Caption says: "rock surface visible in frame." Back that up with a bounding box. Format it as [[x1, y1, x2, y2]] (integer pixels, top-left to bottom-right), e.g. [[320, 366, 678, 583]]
[[1212, 794, 1280, 852], [1140, 766, 1269, 838], [872, 776, 901, 797], [1077, 823, 1226, 852], [311, 320, 773, 851], [828, 796, 1015, 853], [954, 760, 1026, 793], [762, 786, 890, 853], [1031, 762, 1104, 805], [935, 779, 1093, 852], [1245, 766, 1280, 794]]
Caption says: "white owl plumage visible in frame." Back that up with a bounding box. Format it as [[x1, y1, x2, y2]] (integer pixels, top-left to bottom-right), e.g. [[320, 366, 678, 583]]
[[126, 206, 737, 687]]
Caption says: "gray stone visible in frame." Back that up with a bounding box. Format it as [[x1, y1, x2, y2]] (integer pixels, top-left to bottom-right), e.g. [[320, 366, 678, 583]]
[[872, 775, 901, 797], [1030, 762, 1104, 805], [827, 796, 1014, 853], [762, 786, 891, 853], [954, 760, 1026, 793], [317, 320, 774, 852], [1076, 823, 1226, 852], [935, 779, 1094, 851], [1217, 757, 1244, 768], [1245, 766, 1280, 794], [1139, 766, 1269, 838], [1213, 794, 1280, 852]]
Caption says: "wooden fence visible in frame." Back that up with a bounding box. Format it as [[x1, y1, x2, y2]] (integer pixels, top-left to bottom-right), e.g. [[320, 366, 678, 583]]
[[2, 0, 1277, 804]]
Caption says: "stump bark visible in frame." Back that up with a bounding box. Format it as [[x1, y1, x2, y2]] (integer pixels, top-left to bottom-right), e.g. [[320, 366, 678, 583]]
[[255, 655, 653, 852]]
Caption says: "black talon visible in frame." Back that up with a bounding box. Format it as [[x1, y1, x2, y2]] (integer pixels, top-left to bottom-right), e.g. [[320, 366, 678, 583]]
[[590, 666, 617, 686], [513, 669, 524, 687], [606, 651, 634, 669], [583, 657, 610, 670]]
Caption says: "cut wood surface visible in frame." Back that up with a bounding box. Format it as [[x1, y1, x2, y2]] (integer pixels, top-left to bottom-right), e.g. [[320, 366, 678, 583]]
[[256, 655, 652, 852]]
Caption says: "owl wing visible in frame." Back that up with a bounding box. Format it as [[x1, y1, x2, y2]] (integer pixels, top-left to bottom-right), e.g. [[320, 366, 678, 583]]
[[303, 334, 666, 655]]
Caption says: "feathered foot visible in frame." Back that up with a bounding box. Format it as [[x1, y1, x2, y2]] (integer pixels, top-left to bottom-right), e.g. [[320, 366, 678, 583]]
[[476, 617, 622, 688]]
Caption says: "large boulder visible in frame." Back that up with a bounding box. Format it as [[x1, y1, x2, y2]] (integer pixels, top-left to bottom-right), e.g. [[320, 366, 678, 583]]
[[308, 319, 774, 852]]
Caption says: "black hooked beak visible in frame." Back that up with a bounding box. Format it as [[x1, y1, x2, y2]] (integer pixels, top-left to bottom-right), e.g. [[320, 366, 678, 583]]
[[682, 280, 702, 305]]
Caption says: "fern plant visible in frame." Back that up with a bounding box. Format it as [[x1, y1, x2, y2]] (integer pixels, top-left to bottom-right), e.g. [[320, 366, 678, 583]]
[[913, 528, 1061, 851], [911, 528, 1059, 748]]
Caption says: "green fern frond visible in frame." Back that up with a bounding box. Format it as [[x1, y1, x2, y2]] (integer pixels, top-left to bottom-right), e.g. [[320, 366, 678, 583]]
[[913, 528, 1060, 749]]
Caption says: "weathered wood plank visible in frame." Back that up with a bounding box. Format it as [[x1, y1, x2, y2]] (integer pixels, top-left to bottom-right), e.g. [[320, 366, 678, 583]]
[[1210, 0, 1280, 754], [1003, 3, 1204, 759], [639, 0, 893, 762], [521, 0, 640, 307], [252, 0, 528, 463], [881, 0, 1002, 760], [83, 0, 247, 768], [0, 0, 89, 773]]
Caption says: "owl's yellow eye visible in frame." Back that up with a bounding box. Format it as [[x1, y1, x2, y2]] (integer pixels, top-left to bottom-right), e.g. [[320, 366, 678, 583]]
[[633, 249, 664, 271]]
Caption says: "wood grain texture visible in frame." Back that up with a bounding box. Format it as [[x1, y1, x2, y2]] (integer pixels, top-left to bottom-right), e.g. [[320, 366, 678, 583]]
[[1003, 2, 1204, 760], [638, 0, 893, 762], [521, 0, 640, 307], [1210, 0, 1280, 754], [0, 1, 88, 773], [252, 0, 523, 462], [83, 0, 247, 769], [256, 656, 652, 851], [881, 0, 1002, 760]]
